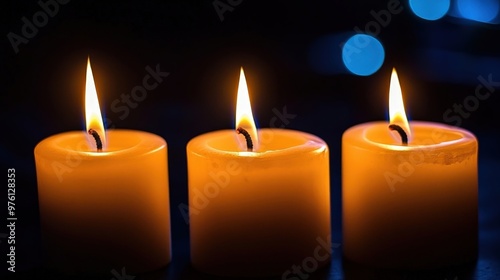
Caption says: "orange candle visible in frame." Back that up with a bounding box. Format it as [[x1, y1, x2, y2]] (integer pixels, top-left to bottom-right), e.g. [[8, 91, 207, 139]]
[[342, 69, 478, 269], [34, 59, 171, 273], [186, 68, 331, 277]]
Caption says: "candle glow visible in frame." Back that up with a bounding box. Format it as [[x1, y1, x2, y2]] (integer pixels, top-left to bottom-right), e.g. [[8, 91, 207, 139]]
[[342, 69, 478, 269], [34, 59, 171, 273], [187, 68, 331, 276]]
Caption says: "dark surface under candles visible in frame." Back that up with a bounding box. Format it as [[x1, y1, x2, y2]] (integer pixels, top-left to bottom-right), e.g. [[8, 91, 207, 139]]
[[1, 0, 499, 279]]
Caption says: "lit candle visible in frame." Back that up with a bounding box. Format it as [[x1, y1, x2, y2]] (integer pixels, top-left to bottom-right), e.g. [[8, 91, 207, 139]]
[[34, 58, 171, 273], [186, 68, 331, 277], [342, 69, 478, 269]]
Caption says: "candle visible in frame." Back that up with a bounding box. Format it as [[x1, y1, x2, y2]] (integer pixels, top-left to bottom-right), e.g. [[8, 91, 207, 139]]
[[186, 68, 331, 277], [342, 69, 478, 269], [34, 59, 171, 273]]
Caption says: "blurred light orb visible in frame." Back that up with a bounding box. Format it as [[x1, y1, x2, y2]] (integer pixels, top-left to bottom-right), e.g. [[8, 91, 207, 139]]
[[342, 34, 385, 76], [457, 0, 499, 23], [409, 0, 450, 20]]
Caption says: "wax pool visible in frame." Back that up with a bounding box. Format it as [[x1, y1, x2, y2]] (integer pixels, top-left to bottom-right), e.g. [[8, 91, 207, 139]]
[[342, 121, 478, 269], [34, 129, 171, 273]]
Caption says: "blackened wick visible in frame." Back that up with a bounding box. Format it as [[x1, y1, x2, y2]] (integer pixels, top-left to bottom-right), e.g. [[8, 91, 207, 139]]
[[236, 127, 253, 152]]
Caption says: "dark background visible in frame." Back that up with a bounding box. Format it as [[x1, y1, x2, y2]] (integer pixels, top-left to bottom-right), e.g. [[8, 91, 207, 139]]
[[1, 0, 499, 279]]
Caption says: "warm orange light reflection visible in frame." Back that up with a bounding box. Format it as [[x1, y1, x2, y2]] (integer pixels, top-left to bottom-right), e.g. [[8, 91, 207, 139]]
[[235, 67, 258, 150], [389, 68, 411, 139], [85, 57, 106, 149]]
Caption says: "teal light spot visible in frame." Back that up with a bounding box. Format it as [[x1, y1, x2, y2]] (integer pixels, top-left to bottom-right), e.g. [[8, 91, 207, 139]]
[[409, 0, 450, 21], [342, 34, 385, 76], [457, 0, 499, 23]]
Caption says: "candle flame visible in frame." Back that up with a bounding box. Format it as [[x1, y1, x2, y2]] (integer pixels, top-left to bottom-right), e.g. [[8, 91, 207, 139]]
[[389, 68, 411, 139], [85, 57, 106, 149], [235, 67, 258, 150]]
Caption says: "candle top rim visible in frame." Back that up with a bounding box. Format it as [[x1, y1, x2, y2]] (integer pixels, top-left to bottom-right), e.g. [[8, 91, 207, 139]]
[[187, 128, 328, 158], [34, 129, 166, 158], [343, 120, 477, 151]]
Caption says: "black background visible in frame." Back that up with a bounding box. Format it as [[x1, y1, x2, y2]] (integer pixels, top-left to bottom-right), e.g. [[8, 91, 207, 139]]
[[1, 0, 499, 279]]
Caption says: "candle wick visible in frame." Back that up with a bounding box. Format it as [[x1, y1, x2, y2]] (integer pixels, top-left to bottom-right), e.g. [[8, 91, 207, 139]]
[[88, 129, 103, 151], [388, 124, 408, 145], [236, 127, 253, 152]]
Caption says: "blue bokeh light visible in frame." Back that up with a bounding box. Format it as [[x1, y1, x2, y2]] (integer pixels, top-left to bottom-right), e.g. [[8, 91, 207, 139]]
[[409, 0, 450, 21], [341, 34, 385, 76], [457, 0, 499, 23]]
